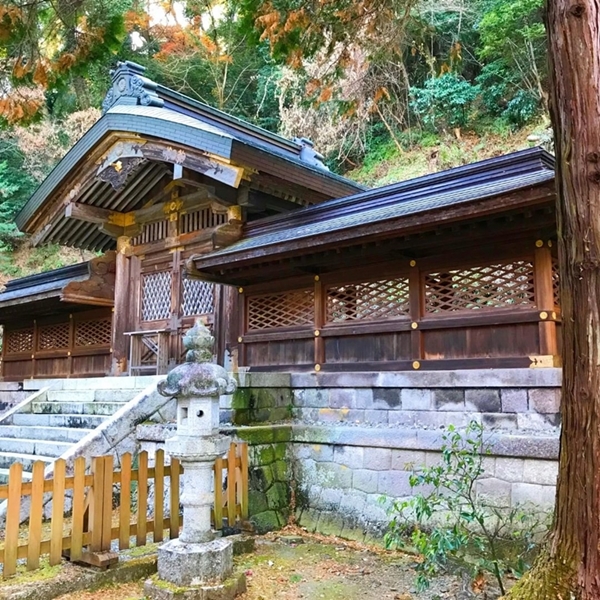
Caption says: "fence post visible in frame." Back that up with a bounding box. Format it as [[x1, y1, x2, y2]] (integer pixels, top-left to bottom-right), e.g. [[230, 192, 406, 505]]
[[27, 460, 45, 570], [137, 451, 148, 547], [169, 458, 180, 539], [119, 453, 132, 550], [4, 462, 23, 578], [50, 459, 66, 566], [70, 456, 86, 562], [154, 449, 164, 543]]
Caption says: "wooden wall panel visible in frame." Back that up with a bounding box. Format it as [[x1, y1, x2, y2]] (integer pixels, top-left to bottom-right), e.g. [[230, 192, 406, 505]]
[[245, 340, 313, 366], [325, 333, 411, 363], [423, 323, 540, 360]]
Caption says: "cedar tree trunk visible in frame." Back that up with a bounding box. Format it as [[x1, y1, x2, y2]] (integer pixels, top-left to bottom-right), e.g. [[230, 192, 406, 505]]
[[505, 0, 600, 597]]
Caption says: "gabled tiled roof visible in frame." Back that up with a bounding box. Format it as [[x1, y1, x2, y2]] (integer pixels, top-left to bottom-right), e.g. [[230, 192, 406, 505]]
[[194, 147, 556, 268], [16, 61, 363, 244], [0, 263, 89, 305]]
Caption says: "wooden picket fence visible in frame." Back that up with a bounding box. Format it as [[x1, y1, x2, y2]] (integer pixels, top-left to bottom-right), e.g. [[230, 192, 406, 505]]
[[0, 442, 248, 578]]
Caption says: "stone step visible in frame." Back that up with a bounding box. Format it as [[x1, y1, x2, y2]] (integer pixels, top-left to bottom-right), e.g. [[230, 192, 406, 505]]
[[0, 468, 33, 485], [0, 425, 92, 443], [46, 390, 95, 403], [13, 413, 108, 429], [22, 375, 164, 392], [0, 452, 54, 471], [93, 389, 143, 403], [0, 437, 71, 458], [0, 382, 21, 391], [31, 401, 127, 416]]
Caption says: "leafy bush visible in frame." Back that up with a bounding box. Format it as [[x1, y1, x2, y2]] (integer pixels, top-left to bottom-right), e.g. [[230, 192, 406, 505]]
[[503, 90, 540, 127], [382, 421, 548, 595], [410, 74, 480, 133]]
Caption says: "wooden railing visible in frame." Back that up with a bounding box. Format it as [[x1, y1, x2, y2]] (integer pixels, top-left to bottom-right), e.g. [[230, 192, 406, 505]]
[[0, 442, 248, 578]]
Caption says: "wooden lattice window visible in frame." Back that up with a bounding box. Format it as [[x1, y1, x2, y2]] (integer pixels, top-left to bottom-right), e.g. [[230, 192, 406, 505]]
[[5, 328, 34, 354], [141, 271, 172, 321], [131, 220, 169, 246], [37, 323, 70, 350], [552, 257, 560, 307], [180, 209, 227, 234], [181, 279, 214, 316], [424, 261, 535, 313], [247, 289, 314, 331], [326, 278, 410, 323], [74, 318, 112, 347]]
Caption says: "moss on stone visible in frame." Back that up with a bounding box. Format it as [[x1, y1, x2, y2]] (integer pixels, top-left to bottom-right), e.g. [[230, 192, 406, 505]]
[[236, 426, 275, 445], [251, 510, 282, 533], [266, 481, 289, 510], [232, 388, 251, 411], [256, 445, 276, 465], [273, 426, 292, 443], [271, 460, 288, 482], [274, 443, 287, 461], [248, 489, 269, 515]]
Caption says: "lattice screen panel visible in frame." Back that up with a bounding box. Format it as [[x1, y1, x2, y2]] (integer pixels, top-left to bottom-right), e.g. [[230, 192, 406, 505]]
[[180, 209, 227, 234], [141, 271, 172, 321], [424, 261, 535, 313], [181, 279, 214, 316], [74, 318, 112, 347], [37, 323, 70, 350], [247, 290, 314, 331], [5, 328, 34, 354], [552, 257, 561, 307], [326, 278, 410, 323]]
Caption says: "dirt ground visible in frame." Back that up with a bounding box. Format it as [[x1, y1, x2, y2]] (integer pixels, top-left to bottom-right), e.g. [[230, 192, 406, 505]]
[[53, 531, 475, 600]]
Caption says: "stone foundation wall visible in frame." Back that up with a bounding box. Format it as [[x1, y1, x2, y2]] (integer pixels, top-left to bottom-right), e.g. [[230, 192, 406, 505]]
[[229, 369, 561, 538]]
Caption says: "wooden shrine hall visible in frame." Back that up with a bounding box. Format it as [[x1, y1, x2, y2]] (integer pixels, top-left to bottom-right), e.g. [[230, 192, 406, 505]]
[[1, 61, 362, 380], [0, 60, 561, 379], [190, 147, 561, 372]]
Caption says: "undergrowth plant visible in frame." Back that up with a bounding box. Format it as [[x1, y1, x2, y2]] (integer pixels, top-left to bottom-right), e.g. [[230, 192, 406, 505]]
[[382, 421, 549, 594]]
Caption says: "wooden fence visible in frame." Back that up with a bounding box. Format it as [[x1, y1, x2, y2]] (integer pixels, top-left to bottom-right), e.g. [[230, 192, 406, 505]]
[[0, 442, 248, 578]]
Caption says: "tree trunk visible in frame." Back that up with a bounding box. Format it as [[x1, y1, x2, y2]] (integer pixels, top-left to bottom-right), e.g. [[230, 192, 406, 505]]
[[504, 0, 600, 597]]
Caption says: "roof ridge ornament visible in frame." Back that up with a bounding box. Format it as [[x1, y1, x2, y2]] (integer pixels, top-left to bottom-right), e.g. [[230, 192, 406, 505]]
[[102, 61, 164, 114]]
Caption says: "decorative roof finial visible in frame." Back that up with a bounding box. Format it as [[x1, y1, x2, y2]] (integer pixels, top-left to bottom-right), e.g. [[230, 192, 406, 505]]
[[102, 61, 164, 114]]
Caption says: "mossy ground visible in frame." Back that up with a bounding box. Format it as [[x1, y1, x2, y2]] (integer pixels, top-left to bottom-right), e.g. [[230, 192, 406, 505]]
[[44, 530, 472, 600]]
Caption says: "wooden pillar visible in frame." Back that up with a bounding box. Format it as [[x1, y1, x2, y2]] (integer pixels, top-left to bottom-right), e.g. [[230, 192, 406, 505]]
[[534, 240, 558, 357], [111, 236, 132, 376], [237, 287, 247, 367], [409, 260, 424, 366], [314, 276, 325, 369]]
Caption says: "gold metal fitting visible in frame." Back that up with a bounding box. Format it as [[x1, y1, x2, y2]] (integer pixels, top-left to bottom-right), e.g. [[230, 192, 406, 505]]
[[552, 311, 557, 320], [67, 351, 71, 356], [314, 330, 320, 337], [409, 260, 417, 267], [238, 287, 244, 294], [237, 337, 243, 343], [540, 311, 548, 320], [314, 364, 321, 372], [314, 275, 320, 281], [411, 322, 418, 330], [535, 240, 544, 248], [412, 361, 421, 370], [548, 240, 553, 247]]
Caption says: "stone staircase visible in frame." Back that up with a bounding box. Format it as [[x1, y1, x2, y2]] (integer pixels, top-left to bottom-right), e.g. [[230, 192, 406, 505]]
[[0, 377, 163, 483]]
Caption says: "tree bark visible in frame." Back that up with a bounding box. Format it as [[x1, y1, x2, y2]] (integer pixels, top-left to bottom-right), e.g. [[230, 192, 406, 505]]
[[504, 0, 600, 597]]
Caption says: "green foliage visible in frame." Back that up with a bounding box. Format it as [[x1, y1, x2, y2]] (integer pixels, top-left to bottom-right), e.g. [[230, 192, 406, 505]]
[[410, 74, 480, 132], [0, 142, 37, 249], [382, 421, 548, 595]]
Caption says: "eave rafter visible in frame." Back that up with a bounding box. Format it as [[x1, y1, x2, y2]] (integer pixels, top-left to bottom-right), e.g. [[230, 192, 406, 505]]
[[29, 133, 251, 248]]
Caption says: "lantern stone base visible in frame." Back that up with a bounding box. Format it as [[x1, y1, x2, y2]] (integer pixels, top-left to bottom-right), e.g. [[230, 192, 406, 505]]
[[156, 538, 233, 587], [144, 571, 246, 600]]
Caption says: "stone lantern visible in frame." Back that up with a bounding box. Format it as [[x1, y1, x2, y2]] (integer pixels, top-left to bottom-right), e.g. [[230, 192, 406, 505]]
[[146, 319, 244, 599]]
